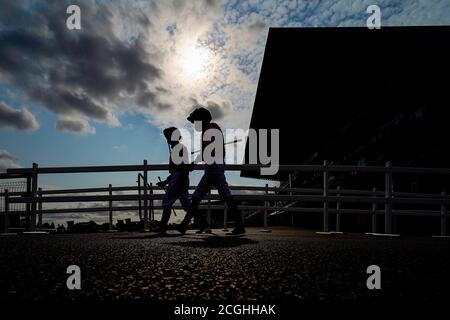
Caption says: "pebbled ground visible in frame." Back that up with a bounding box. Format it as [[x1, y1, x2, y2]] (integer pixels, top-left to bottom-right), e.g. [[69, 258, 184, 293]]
[[0, 227, 449, 303]]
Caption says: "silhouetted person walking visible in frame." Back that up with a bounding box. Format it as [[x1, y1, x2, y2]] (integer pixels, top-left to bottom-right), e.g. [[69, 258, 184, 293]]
[[177, 108, 245, 235], [157, 127, 191, 235]]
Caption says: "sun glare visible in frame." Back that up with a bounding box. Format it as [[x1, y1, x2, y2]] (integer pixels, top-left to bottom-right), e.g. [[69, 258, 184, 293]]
[[179, 43, 213, 80]]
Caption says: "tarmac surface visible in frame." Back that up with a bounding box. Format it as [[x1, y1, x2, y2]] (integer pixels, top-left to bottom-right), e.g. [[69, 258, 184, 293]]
[[0, 227, 449, 303]]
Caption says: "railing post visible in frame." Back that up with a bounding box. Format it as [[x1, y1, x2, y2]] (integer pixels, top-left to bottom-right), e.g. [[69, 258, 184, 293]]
[[223, 207, 228, 231], [336, 186, 341, 233], [264, 183, 268, 229], [371, 187, 377, 234], [440, 191, 447, 237], [38, 188, 42, 230], [149, 182, 154, 222], [207, 190, 211, 226], [384, 161, 393, 234], [137, 176, 142, 221], [108, 184, 113, 231], [143, 160, 149, 230], [4, 189, 9, 233], [30, 163, 38, 231], [323, 160, 329, 232], [260, 183, 271, 232], [289, 173, 294, 226], [25, 175, 31, 231]]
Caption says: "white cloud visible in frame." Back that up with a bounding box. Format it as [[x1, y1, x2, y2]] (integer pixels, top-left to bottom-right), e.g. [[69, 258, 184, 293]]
[[2, 0, 449, 138], [0, 149, 21, 172]]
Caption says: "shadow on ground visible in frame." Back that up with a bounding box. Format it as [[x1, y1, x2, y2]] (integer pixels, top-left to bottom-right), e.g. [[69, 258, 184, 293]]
[[168, 235, 258, 248], [111, 233, 183, 240]]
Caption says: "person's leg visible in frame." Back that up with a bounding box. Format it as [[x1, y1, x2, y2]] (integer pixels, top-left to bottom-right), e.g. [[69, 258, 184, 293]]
[[211, 166, 245, 234], [160, 173, 180, 234], [178, 176, 191, 212], [177, 173, 211, 233], [179, 191, 191, 212]]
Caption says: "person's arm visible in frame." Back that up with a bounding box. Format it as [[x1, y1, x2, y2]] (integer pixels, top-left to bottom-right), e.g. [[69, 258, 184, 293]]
[[157, 174, 172, 188]]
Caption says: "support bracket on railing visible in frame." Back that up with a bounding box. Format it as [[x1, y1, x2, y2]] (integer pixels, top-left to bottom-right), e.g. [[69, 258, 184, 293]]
[[260, 183, 272, 233], [22, 163, 46, 234], [370, 162, 400, 238], [317, 161, 333, 235], [433, 191, 449, 238], [365, 187, 379, 236], [331, 186, 344, 234]]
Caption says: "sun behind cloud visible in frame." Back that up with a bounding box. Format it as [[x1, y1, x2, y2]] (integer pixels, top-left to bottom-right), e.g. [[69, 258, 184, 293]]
[[178, 41, 215, 82]]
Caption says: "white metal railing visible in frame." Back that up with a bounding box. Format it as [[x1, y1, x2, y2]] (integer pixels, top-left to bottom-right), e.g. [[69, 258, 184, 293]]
[[1, 160, 450, 237]]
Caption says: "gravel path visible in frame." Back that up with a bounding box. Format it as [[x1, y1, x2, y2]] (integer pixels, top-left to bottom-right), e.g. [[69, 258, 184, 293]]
[[1, 228, 449, 302]]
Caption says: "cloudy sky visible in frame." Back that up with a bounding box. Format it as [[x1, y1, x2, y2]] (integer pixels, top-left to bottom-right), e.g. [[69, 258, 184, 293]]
[[1, 0, 449, 223]]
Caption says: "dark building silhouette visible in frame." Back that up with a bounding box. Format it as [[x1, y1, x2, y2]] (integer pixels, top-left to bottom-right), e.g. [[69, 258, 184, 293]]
[[243, 26, 450, 187], [242, 26, 450, 235]]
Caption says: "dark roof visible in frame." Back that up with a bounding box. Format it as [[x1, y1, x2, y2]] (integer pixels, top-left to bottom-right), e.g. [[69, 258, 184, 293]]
[[242, 26, 450, 180]]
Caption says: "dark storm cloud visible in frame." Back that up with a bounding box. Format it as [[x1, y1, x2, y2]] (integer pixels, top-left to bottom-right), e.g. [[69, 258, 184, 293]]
[[156, 102, 174, 110], [0, 0, 163, 129], [0, 101, 39, 131], [30, 88, 109, 121], [136, 88, 174, 110], [137, 90, 158, 107]]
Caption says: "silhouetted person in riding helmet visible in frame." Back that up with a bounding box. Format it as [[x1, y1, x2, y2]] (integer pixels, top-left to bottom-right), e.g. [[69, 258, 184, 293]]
[[176, 107, 246, 235], [157, 127, 191, 235]]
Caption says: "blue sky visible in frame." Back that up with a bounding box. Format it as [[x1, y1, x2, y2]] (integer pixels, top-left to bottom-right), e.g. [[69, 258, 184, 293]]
[[1, 0, 449, 223]]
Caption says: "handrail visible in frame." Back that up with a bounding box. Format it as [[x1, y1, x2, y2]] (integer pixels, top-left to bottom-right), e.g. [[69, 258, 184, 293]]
[[3, 206, 444, 218], [7, 193, 450, 205], [4, 185, 447, 199], [0, 185, 377, 196], [2, 160, 449, 237], [7, 163, 450, 175]]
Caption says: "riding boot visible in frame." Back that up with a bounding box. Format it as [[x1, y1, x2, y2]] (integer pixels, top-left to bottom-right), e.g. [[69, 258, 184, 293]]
[[176, 199, 200, 234], [159, 206, 171, 234], [195, 214, 210, 234]]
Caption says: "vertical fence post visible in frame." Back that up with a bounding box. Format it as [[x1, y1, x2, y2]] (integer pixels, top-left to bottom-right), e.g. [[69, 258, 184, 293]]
[[289, 173, 294, 226], [108, 184, 113, 231], [264, 183, 268, 229], [323, 160, 329, 233], [149, 182, 154, 222], [260, 184, 271, 232], [384, 161, 393, 234], [223, 207, 228, 231], [26, 175, 31, 231], [371, 188, 377, 234], [30, 163, 38, 232], [207, 190, 211, 226], [440, 191, 447, 237], [137, 176, 142, 221], [4, 189, 9, 233], [336, 186, 341, 233], [38, 188, 42, 230], [143, 160, 149, 230]]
